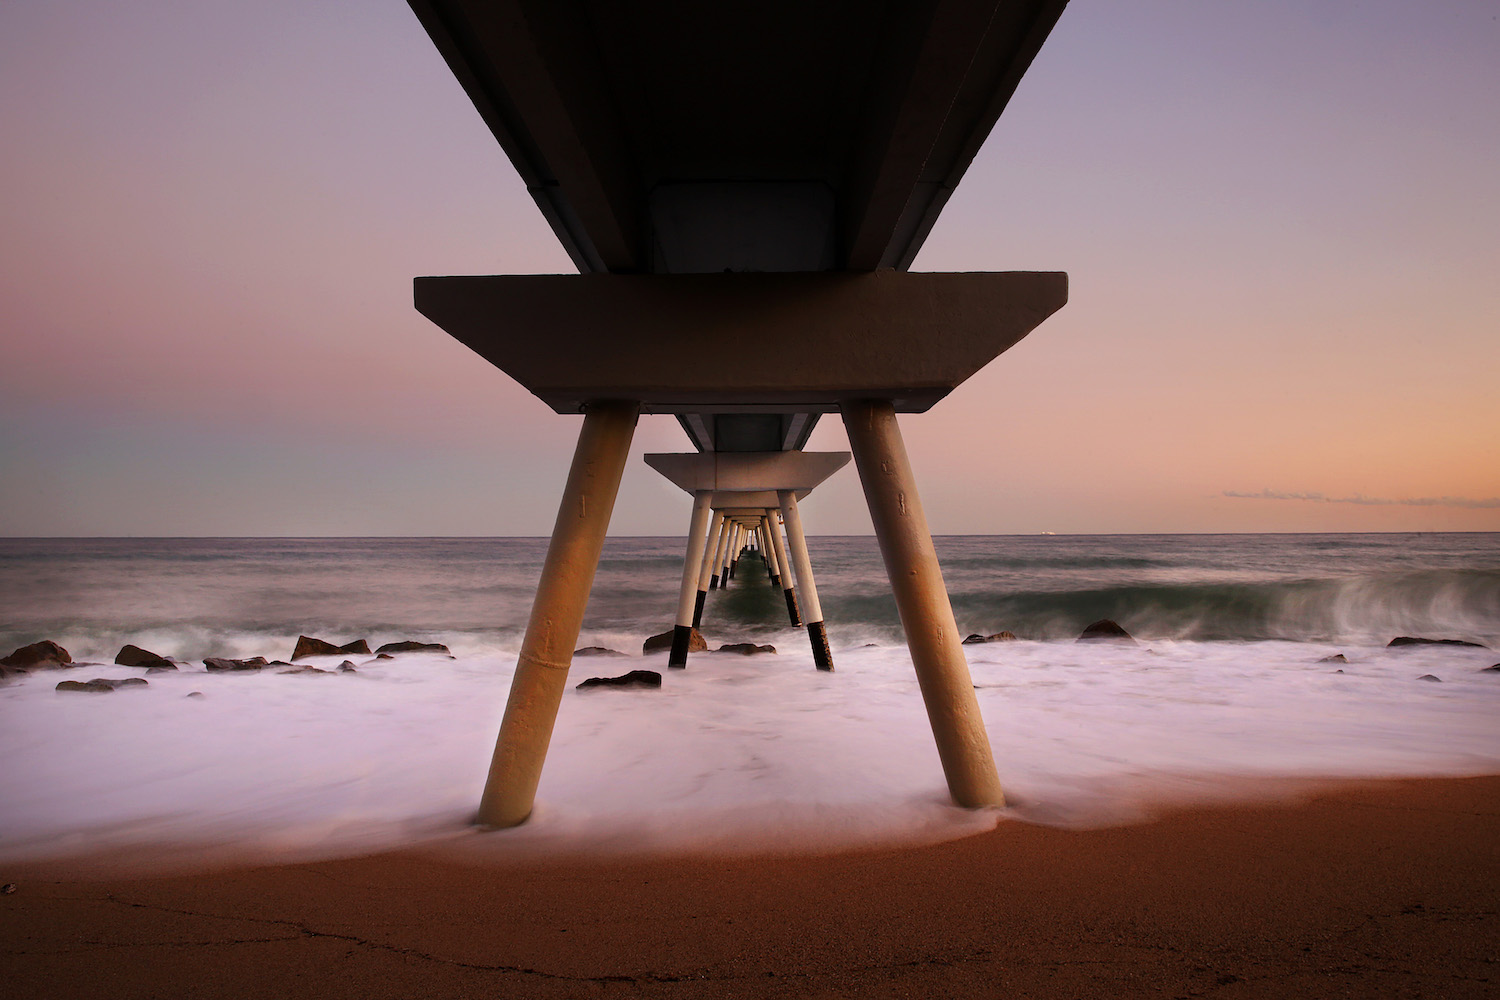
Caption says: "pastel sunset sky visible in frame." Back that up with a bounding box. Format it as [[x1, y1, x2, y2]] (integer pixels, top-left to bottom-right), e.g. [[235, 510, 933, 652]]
[[2, 1, 1496, 536]]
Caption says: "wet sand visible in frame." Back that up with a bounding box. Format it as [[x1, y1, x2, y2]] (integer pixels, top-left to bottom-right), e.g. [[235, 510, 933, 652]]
[[4, 775, 1497, 998]]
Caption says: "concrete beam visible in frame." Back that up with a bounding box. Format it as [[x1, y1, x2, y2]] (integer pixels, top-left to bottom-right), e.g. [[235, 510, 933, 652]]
[[415, 271, 1067, 414], [645, 451, 850, 494]]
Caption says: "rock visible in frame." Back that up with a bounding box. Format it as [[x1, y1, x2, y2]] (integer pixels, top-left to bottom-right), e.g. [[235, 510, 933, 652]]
[[56, 677, 148, 693], [574, 646, 627, 657], [1077, 619, 1135, 643], [186, 691, 206, 699], [643, 628, 707, 654], [291, 636, 372, 660], [717, 642, 776, 655], [146, 665, 177, 674], [374, 654, 394, 660], [278, 665, 329, 675], [374, 640, 451, 655], [1318, 653, 1348, 664], [1416, 674, 1442, 682], [338, 661, 357, 674], [115, 644, 175, 668], [1387, 636, 1487, 649], [1, 640, 72, 669], [203, 656, 268, 672], [964, 631, 1018, 645], [1482, 664, 1500, 673], [1333, 669, 1344, 674], [292, 636, 339, 659], [576, 669, 662, 690]]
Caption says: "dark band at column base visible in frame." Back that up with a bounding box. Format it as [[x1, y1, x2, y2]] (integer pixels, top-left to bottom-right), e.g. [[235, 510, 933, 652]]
[[709, 574, 719, 590], [729, 561, 737, 579], [668, 623, 695, 668], [692, 590, 706, 628], [784, 588, 802, 626], [808, 620, 833, 671], [770, 574, 781, 588]]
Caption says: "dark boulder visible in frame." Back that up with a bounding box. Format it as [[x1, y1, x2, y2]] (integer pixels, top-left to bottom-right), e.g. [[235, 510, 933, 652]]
[[2, 640, 72, 669], [575, 646, 627, 657], [1481, 664, 1500, 673], [115, 644, 175, 669], [374, 640, 451, 655], [1318, 653, 1348, 664], [1416, 674, 1442, 682], [374, 653, 394, 660], [576, 669, 662, 690], [277, 665, 330, 675], [717, 642, 776, 655], [964, 631, 1018, 645], [643, 628, 706, 654], [1077, 620, 1135, 643], [56, 677, 149, 693], [338, 661, 358, 673], [203, 656, 268, 672], [1388, 636, 1487, 649], [291, 636, 371, 661]]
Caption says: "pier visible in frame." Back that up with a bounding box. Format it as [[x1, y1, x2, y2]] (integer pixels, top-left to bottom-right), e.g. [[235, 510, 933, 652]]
[[407, 0, 1071, 826]]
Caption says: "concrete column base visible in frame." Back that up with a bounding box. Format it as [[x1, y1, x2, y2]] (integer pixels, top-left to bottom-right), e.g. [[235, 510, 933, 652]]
[[692, 590, 707, 628], [667, 624, 696, 669], [807, 620, 833, 671]]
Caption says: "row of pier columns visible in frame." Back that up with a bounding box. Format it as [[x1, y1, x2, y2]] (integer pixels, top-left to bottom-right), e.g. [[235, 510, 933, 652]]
[[668, 496, 826, 670], [477, 399, 1002, 829]]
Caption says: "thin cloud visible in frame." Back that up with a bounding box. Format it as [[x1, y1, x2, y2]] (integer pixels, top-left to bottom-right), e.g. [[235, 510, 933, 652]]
[[1223, 489, 1500, 509]]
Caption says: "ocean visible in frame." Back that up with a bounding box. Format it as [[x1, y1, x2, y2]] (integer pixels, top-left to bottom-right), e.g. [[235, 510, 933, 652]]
[[2, 533, 1497, 866]]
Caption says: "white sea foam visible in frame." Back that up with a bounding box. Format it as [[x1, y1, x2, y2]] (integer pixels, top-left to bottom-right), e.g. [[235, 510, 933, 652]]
[[2, 636, 1497, 868]]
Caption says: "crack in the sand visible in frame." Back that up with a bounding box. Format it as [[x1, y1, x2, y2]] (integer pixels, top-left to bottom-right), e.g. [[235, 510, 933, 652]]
[[22, 895, 720, 984]]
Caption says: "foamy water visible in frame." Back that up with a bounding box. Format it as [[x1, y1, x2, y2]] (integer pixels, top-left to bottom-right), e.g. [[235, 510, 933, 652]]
[[2, 634, 1496, 867]]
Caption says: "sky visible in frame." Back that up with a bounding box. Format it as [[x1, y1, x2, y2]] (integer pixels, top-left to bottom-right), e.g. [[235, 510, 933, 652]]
[[1, 0, 1497, 537]]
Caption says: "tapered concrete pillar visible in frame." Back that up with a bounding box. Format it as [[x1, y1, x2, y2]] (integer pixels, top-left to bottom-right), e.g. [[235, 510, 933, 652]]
[[724, 523, 740, 583], [841, 399, 1003, 809], [766, 508, 801, 625], [670, 491, 715, 668], [729, 523, 741, 580], [758, 518, 779, 585], [778, 490, 831, 670], [709, 514, 732, 590], [478, 400, 640, 828], [694, 513, 724, 627]]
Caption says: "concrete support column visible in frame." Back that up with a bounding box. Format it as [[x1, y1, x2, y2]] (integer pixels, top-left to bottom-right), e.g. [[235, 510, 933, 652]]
[[477, 400, 640, 828], [724, 523, 740, 583], [778, 490, 831, 670], [759, 516, 780, 585], [841, 399, 1003, 809], [728, 523, 741, 580], [670, 491, 715, 668], [709, 514, 732, 590], [766, 508, 801, 625], [694, 513, 724, 627]]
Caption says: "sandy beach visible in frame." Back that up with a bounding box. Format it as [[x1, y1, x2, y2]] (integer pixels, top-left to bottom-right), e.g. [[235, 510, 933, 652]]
[[4, 774, 1496, 998]]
